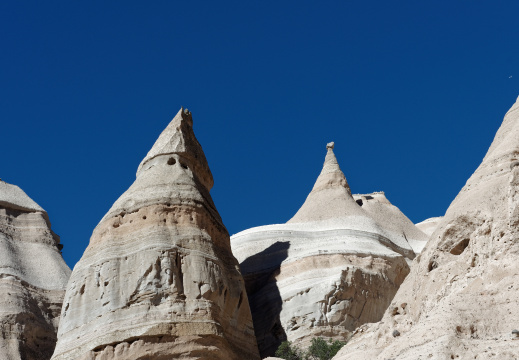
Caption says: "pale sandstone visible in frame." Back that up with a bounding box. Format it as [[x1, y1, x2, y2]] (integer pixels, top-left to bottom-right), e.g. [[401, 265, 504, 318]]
[[416, 216, 443, 237], [51, 109, 260, 360], [231, 143, 427, 357], [0, 180, 71, 360], [333, 96, 519, 360]]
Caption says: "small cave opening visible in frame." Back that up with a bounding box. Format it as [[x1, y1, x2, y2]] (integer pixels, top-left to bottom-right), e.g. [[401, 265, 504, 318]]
[[428, 260, 439, 272], [167, 158, 176, 165], [450, 239, 470, 255], [356, 199, 363, 206]]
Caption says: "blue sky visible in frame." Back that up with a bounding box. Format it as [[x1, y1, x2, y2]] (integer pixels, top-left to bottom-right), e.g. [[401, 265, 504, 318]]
[[2, 1, 518, 268]]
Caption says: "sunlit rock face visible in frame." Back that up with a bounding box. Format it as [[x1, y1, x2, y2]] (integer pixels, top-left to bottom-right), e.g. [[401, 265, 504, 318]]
[[0, 180, 71, 360], [333, 97, 519, 360], [231, 143, 427, 357], [415, 217, 443, 237], [51, 109, 260, 360]]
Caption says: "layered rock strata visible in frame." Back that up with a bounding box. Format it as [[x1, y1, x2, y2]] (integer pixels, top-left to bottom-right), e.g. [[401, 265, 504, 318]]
[[231, 142, 427, 357], [51, 109, 260, 360], [0, 180, 71, 360], [333, 97, 519, 360]]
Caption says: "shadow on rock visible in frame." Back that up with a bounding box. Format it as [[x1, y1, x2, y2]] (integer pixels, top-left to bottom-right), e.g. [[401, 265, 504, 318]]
[[240, 241, 290, 358]]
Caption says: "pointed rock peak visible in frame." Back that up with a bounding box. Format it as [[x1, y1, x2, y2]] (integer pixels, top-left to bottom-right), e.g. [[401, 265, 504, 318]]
[[312, 141, 351, 194], [137, 107, 214, 191], [287, 142, 360, 224]]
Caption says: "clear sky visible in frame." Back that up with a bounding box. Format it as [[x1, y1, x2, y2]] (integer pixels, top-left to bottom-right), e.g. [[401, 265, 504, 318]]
[[2, 1, 518, 269]]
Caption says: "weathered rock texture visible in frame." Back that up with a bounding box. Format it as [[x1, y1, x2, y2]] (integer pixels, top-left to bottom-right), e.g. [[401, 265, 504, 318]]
[[51, 109, 260, 360], [333, 97, 519, 360], [0, 180, 71, 360], [231, 143, 427, 357], [416, 216, 443, 237]]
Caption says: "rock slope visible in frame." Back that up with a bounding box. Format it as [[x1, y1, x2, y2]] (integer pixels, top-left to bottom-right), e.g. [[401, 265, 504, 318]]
[[333, 97, 519, 360], [415, 216, 443, 237], [51, 109, 260, 360], [0, 180, 71, 360], [231, 143, 427, 357]]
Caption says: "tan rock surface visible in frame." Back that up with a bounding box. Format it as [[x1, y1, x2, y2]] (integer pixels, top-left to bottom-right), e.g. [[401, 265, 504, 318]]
[[231, 143, 426, 357], [333, 97, 519, 360], [51, 109, 260, 360], [0, 180, 71, 360], [415, 216, 443, 237]]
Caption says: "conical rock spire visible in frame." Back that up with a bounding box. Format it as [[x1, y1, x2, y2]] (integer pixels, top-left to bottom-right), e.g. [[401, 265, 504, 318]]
[[52, 109, 260, 360], [311, 142, 352, 193], [231, 142, 426, 356], [288, 142, 364, 223]]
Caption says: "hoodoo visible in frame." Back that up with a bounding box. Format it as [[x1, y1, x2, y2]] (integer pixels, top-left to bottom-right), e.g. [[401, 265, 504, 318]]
[[333, 97, 519, 359], [51, 109, 260, 360], [231, 143, 427, 357], [0, 180, 71, 360]]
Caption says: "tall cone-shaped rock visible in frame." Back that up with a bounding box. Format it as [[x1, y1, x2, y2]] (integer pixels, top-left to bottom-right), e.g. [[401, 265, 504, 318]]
[[51, 109, 260, 360], [333, 97, 519, 360], [0, 180, 71, 360], [231, 143, 426, 357]]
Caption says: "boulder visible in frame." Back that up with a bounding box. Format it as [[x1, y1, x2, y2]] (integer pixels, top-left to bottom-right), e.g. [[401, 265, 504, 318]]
[[51, 108, 260, 360]]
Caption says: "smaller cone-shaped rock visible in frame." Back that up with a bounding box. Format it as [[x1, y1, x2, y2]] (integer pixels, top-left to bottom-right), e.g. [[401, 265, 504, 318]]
[[0, 180, 71, 360], [231, 143, 426, 357], [52, 109, 260, 360]]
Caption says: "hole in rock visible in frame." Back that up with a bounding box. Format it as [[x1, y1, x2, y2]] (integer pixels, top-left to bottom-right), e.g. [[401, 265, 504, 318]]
[[450, 239, 470, 255], [428, 260, 438, 272], [356, 199, 363, 206], [181, 163, 188, 169], [143, 216, 147, 220], [167, 158, 176, 165]]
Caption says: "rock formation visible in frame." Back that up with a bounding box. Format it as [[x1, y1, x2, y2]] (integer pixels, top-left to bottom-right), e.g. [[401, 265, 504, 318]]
[[231, 142, 427, 357], [51, 109, 260, 360], [415, 216, 443, 237], [352, 193, 429, 254], [0, 180, 71, 360], [333, 97, 519, 360]]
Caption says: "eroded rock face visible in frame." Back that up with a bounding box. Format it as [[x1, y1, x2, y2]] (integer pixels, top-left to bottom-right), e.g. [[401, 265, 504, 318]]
[[0, 180, 71, 360], [333, 97, 519, 360], [51, 109, 259, 360], [231, 143, 426, 357]]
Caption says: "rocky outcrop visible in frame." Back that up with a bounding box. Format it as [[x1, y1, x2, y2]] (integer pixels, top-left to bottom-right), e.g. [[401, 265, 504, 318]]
[[415, 217, 443, 237], [352, 193, 429, 254], [51, 109, 260, 360], [333, 97, 519, 360], [0, 180, 71, 360], [231, 143, 427, 357]]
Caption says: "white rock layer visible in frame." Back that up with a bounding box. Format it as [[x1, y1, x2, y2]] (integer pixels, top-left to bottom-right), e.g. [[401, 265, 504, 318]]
[[415, 216, 443, 237], [333, 96, 519, 360], [51, 109, 260, 360], [0, 180, 71, 360], [231, 143, 427, 357]]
